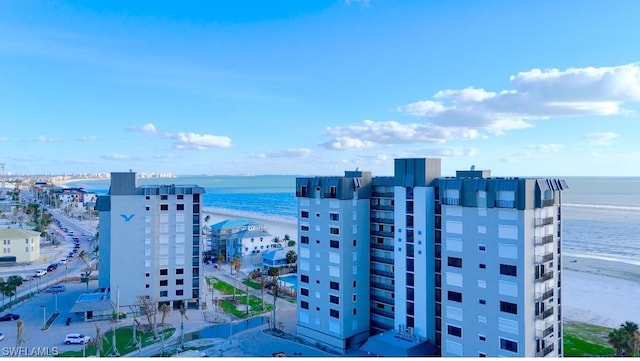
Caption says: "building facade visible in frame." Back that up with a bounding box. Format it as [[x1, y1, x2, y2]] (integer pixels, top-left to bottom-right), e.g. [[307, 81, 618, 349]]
[[210, 219, 276, 262], [97, 172, 204, 310], [0, 229, 41, 263], [295, 158, 567, 357]]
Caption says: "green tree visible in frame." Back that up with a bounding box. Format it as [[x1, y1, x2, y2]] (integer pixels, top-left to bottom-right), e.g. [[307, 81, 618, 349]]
[[231, 256, 242, 301], [621, 321, 640, 356], [286, 250, 297, 266], [609, 328, 627, 356], [250, 269, 267, 311], [6, 275, 22, 302], [268, 267, 280, 330]]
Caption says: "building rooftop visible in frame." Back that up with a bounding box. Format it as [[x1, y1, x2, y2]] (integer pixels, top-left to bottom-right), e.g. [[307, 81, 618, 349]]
[[0, 229, 42, 238], [212, 218, 262, 230]]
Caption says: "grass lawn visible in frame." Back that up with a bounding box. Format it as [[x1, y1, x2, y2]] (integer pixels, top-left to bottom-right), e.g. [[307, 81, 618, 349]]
[[563, 321, 615, 357], [220, 294, 272, 318], [57, 326, 176, 357], [243, 278, 263, 290], [207, 277, 245, 296]]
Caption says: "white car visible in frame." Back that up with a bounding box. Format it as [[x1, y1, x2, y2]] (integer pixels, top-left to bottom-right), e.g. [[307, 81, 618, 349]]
[[64, 334, 90, 345], [33, 269, 47, 277], [60, 258, 67, 265]]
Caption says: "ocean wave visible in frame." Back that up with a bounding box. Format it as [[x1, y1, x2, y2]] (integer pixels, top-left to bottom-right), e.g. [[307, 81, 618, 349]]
[[563, 203, 640, 211]]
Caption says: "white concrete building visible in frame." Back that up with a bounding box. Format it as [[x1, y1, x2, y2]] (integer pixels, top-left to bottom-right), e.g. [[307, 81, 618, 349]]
[[296, 158, 568, 357], [210, 218, 276, 262], [97, 172, 205, 310]]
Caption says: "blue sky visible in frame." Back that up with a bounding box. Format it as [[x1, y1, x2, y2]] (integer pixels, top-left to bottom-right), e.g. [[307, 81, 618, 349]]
[[1, 0, 639, 177]]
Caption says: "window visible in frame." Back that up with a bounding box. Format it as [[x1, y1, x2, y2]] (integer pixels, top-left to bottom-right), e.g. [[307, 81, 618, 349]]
[[145, 272, 150, 278], [301, 225, 309, 231], [353, 308, 357, 315], [330, 295, 340, 304], [479, 299, 486, 305], [500, 338, 518, 353], [161, 195, 168, 200], [448, 291, 462, 303], [160, 291, 168, 297], [479, 263, 486, 269], [176, 290, 184, 296], [301, 275, 309, 283], [316, 213, 320, 218], [145, 284, 150, 289], [160, 280, 168, 286], [479, 353, 487, 357], [479, 245, 486, 251], [177, 195, 184, 200], [160, 269, 168, 276], [448, 257, 462, 268], [479, 335, 486, 341], [353, 239, 357, 247], [500, 301, 518, 315], [301, 236, 309, 244], [145, 195, 150, 200], [160, 204, 169, 211], [176, 268, 184, 274], [145, 206, 150, 211], [301, 301, 309, 309], [301, 211, 309, 218], [300, 288, 309, 296], [176, 204, 184, 211], [330, 240, 340, 248], [500, 264, 517, 276], [176, 279, 184, 285], [447, 325, 462, 337], [330, 227, 340, 235], [330, 309, 340, 318], [330, 281, 340, 290], [330, 213, 339, 221], [353, 294, 357, 302]]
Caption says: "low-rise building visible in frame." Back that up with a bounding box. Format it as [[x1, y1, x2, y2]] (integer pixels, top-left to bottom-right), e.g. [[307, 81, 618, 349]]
[[210, 218, 277, 262], [0, 229, 41, 263]]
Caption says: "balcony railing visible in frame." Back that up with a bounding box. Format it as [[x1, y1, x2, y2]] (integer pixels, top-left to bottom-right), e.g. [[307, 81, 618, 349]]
[[372, 191, 394, 198], [535, 288, 554, 302], [370, 281, 395, 292], [536, 270, 554, 283], [370, 242, 394, 252], [370, 230, 394, 238], [442, 198, 460, 206], [371, 256, 394, 265], [542, 199, 555, 207], [536, 307, 554, 320], [371, 217, 394, 224], [535, 217, 555, 226], [370, 307, 395, 319], [371, 204, 394, 211], [536, 324, 555, 339], [495, 199, 515, 208], [534, 235, 554, 246], [535, 252, 554, 264], [370, 268, 395, 278], [370, 294, 395, 305], [536, 343, 555, 357]]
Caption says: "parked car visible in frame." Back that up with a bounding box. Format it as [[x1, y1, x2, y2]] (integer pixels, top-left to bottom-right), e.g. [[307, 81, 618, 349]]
[[64, 334, 90, 345], [60, 258, 67, 265], [0, 313, 20, 321], [46, 285, 66, 293], [46, 264, 58, 272], [33, 269, 47, 277]]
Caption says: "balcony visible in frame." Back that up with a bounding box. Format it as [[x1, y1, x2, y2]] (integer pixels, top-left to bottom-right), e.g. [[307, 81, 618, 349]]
[[536, 323, 554, 339], [370, 268, 395, 278], [542, 199, 555, 207], [371, 320, 393, 331], [372, 191, 394, 198], [535, 252, 554, 264], [370, 230, 394, 238], [535, 288, 554, 302], [371, 204, 394, 211], [442, 198, 460, 206], [371, 256, 394, 265], [536, 307, 554, 320], [371, 294, 395, 305], [370, 281, 395, 292], [495, 199, 515, 208], [535, 217, 555, 226], [371, 242, 394, 252], [536, 343, 555, 357], [323, 192, 338, 199], [534, 235, 554, 246], [371, 217, 394, 225], [536, 270, 554, 283], [371, 307, 395, 319]]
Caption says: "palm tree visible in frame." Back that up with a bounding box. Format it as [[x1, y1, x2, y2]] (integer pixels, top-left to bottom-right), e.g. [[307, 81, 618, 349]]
[[621, 321, 640, 356], [250, 269, 267, 311], [231, 256, 242, 301], [609, 328, 627, 356], [268, 266, 280, 330], [286, 250, 297, 266], [160, 303, 171, 326], [6, 276, 22, 303]]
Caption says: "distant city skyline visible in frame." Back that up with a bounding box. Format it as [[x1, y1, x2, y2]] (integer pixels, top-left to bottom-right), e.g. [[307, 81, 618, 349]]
[[1, 1, 639, 176]]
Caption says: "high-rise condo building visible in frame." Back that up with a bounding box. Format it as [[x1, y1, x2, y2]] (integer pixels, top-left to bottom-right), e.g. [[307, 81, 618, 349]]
[[295, 158, 568, 357], [97, 172, 205, 310]]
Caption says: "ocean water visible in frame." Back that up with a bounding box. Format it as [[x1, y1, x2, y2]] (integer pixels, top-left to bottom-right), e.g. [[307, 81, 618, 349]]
[[67, 175, 640, 265]]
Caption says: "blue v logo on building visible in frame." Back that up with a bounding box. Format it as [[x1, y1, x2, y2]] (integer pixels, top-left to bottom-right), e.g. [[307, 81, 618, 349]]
[[120, 214, 135, 222]]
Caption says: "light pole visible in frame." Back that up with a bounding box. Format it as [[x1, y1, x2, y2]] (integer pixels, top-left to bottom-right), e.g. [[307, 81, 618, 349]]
[[40, 305, 46, 329]]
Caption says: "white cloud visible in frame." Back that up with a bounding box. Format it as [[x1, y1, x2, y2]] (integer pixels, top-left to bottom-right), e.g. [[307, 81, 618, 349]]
[[0, 137, 8, 142], [525, 144, 564, 152], [583, 132, 620, 145], [320, 136, 376, 150], [102, 153, 130, 160], [128, 123, 157, 133], [427, 147, 479, 157], [252, 148, 312, 158], [36, 135, 57, 142], [77, 135, 97, 141], [169, 132, 232, 150]]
